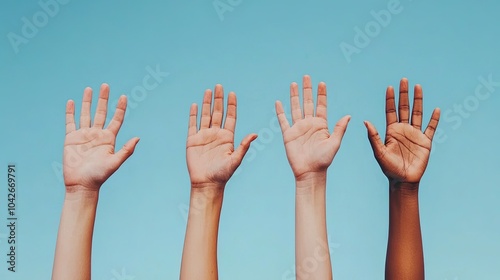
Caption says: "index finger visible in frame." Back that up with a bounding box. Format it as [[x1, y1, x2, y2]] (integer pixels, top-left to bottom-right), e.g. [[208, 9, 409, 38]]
[[223, 92, 237, 133], [106, 95, 128, 136]]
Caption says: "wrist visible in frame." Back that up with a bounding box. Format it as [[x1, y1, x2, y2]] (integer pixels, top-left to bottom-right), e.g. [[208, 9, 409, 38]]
[[189, 185, 224, 216], [64, 185, 100, 201], [63, 187, 99, 213], [191, 182, 226, 190], [190, 183, 225, 204], [295, 171, 327, 183], [295, 171, 327, 194], [389, 180, 420, 198], [65, 183, 101, 194]]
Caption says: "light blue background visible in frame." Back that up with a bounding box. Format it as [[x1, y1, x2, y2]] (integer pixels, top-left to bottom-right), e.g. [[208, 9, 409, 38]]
[[0, 0, 499, 279]]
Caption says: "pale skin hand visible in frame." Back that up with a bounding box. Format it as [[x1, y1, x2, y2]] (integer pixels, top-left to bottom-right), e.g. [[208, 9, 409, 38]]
[[364, 78, 440, 280], [275, 75, 351, 181], [181, 84, 257, 280], [186, 85, 258, 187], [52, 84, 139, 280], [63, 84, 140, 192], [276, 75, 350, 280]]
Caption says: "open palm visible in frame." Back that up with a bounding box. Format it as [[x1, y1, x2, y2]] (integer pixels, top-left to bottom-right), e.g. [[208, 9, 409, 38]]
[[186, 85, 257, 187], [275, 75, 350, 180], [365, 78, 440, 184], [63, 84, 139, 191]]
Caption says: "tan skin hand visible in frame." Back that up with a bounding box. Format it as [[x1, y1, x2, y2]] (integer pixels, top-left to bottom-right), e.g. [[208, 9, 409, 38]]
[[63, 84, 140, 192], [186, 84, 257, 187], [364, 78, 441, 184], [275, 75, 351, 181]]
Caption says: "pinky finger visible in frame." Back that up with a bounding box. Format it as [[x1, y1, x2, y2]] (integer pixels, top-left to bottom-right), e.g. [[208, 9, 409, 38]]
[[424, 108, 441, 140], [275, 101, 290, 133], [188, 103, 198, 137], [65, 100, 76, 135]]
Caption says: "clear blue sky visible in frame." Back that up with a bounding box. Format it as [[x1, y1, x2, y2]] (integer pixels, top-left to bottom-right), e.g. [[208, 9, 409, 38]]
[[0, 0, 499, 279]]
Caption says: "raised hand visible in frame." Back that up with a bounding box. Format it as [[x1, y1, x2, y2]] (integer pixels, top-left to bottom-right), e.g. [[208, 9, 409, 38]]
[[276, 75, 349, 280], [275, 75, 351, 181], [181, 85, 257, 280], [186, 84, 257, 187], [53, 84, 139, 280], [63, 84, 140, 192], [364, 78, 440, 184]]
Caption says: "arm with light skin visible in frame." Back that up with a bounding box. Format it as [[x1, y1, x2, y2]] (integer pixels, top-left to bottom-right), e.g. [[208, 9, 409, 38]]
[[364, 78, 440, 280], [52, 84, 139, 280], [180, 84, 257, 280], [275, 75, 350, 280]]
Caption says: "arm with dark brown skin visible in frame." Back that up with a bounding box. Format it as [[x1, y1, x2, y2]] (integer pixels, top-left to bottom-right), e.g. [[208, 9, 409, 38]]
[[364, 78, 440, 280]]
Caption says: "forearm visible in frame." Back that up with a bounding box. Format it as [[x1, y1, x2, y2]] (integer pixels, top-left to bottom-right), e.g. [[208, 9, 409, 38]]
[[180, 185, 224, 280], [52, 189, 99, 280], [385, 182, 424, 280], [295, 172, 332, 280]]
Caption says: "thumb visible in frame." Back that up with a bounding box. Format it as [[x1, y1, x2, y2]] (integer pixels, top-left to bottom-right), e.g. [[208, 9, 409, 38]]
[[231, 133, 258, 165], [330, 115, 351, 143], [364, 121, 385, 158], [112, 137, 140, 168]]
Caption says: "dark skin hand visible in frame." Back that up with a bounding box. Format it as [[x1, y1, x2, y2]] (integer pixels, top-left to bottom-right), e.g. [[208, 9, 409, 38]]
[[365, 78, 440, 280]]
